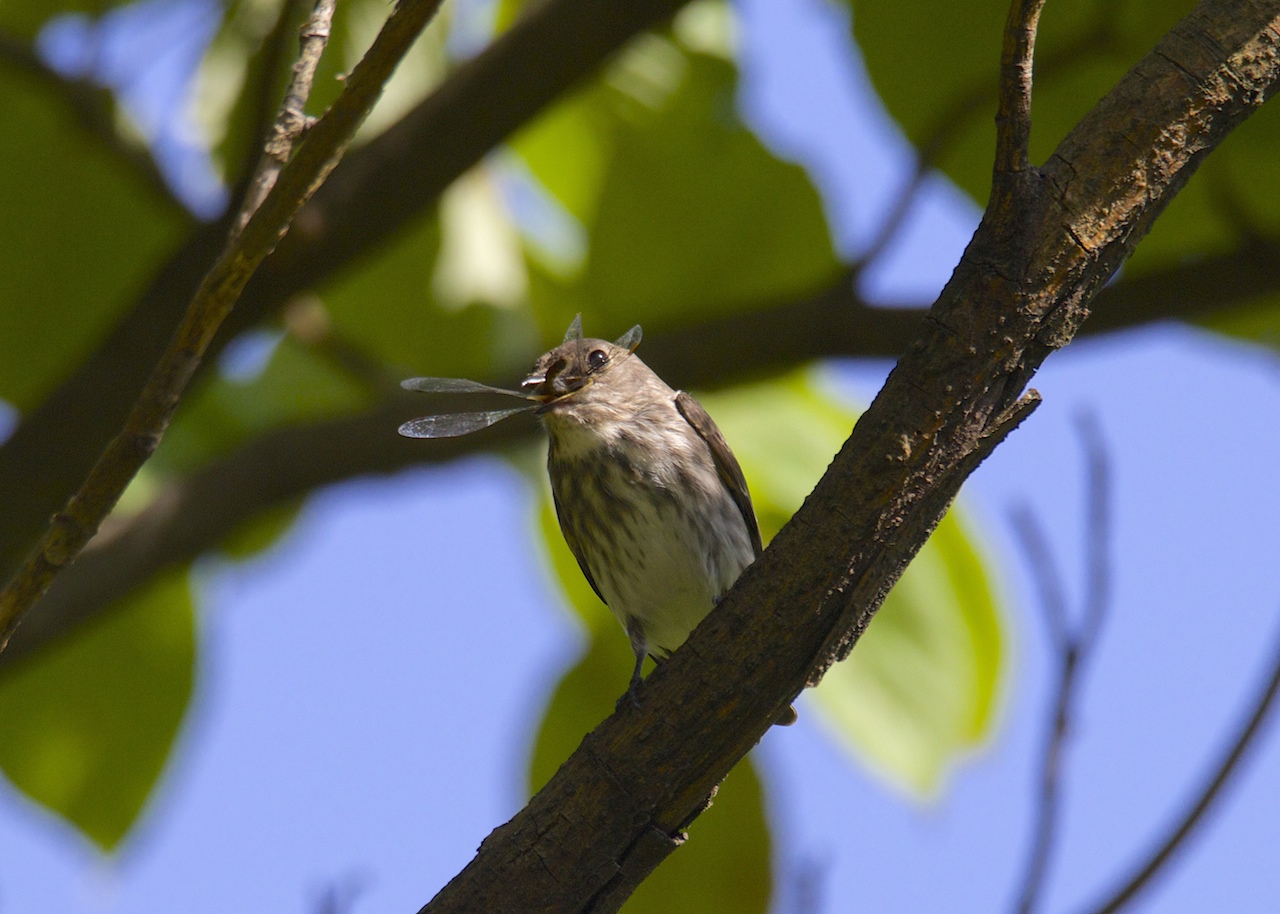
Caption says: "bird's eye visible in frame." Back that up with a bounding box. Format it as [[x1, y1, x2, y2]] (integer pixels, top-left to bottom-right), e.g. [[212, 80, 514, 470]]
[[588, 349, 608, 370]]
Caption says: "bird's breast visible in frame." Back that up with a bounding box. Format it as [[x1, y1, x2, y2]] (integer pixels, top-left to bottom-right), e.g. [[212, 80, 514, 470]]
[[548, 433, 755, 657]]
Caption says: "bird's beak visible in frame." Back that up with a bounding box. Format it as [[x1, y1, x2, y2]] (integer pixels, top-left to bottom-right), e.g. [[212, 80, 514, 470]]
[[520, 373, 553, 403], [521, 358, 586, 404]]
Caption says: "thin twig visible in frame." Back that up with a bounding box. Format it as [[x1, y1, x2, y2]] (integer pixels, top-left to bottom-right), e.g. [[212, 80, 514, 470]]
[[0, 28, 187, 216], [1075, 410, 1112, 656], [993, 0, 1046, 204], [1009, 413, 1115, 914], [232, 0, 314, 200], [855, 2, 1116, 272], [0, 0, 446, 650], [1078, 616, 1280, 914], [234, 0, 335, 235], [1008, 505, 1072, 651]]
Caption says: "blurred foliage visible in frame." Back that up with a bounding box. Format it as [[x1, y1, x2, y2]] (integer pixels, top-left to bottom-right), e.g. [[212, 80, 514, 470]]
[[0, 77, 184, 410], [515, 34, 842, 336], [0, 0, 1273, 906], [0, 571, 194, 850]]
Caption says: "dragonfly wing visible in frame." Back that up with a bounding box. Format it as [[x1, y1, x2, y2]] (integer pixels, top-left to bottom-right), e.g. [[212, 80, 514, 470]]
[[400, 377, 527, 398], [398, 405, 534, 439]]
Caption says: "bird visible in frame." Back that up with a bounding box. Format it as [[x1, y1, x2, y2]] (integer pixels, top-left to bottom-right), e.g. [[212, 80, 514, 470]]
[[520, 317, 795, 724], [399, 316, 795, 724]]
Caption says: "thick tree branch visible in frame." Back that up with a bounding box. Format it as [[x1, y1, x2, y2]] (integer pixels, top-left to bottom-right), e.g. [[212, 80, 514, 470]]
[[412, 2, 1280, 911], [0, 0, 691, 583], [0, 0, 439, 647], [7, 231, 1280, 668]]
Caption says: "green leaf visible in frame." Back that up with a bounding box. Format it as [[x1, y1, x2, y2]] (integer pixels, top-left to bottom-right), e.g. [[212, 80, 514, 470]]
[[218, 500, 305, 560], [697, 372, 1004, 796], [0, 569, 195, 850], [317, 206, 539, 381], [529, 630, 772, 914], [0, 77, 183, 409], [848, 0, 1189, 205], [516, 40, 841, 335], [1202, 292, 1280, 352]]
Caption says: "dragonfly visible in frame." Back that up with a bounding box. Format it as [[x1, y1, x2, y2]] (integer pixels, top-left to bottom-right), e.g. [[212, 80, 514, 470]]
[[397, 316, 643, 440]]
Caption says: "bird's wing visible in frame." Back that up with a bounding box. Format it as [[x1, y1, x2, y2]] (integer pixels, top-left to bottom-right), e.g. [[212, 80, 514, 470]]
[[550, 489, 608, 605], [675, 391, 763, 558]]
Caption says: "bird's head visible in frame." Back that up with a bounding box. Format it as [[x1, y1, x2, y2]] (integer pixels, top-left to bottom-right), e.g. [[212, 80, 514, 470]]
[[521, 317, 643, 408]]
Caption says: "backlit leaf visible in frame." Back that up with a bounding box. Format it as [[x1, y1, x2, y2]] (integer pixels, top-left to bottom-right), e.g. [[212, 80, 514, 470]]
[[0, 570, 195, 850]]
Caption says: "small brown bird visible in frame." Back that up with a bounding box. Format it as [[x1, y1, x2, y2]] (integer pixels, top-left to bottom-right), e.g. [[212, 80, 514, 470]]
[[522, 317, 762, 699], [401, 317, 794, 723]]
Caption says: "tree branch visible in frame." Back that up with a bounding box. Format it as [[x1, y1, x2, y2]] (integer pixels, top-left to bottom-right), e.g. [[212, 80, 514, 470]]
[[7, 229, 1280, 668], [233, 0, 315, 199], [233, 0, 334, 235], [0, 0, 441, 647], [412, 2, 1280, 910], [0, 0, 692, 584]]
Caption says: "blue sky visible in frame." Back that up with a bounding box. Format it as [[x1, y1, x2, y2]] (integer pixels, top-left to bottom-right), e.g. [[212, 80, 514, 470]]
[[2, 0, 1278, 911]]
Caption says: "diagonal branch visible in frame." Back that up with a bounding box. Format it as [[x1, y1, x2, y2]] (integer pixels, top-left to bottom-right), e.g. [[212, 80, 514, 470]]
[[234, 0, 316, 199], [0, 0, 442, 648], [233, 0, 327, 228], [413, 1, 1280, 910], [233, 0, 335, 235], [0, 0, 692, 584]]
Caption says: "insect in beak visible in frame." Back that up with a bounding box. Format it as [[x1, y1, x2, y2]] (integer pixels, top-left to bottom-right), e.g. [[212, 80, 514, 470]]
[[396, 376, 536, 439]]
